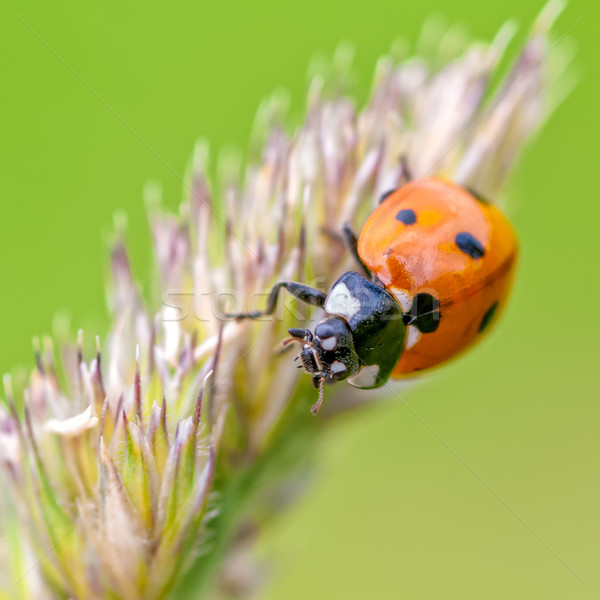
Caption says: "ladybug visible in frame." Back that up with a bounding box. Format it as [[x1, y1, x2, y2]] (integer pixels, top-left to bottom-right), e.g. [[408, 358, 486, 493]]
[[229, 176, 518, 414]]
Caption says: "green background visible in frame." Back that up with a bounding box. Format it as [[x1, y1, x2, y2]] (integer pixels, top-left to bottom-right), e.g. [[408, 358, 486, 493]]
[[1, 1, 597, 598]]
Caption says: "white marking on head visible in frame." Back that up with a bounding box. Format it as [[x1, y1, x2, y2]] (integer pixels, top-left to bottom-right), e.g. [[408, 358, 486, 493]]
[[330, 360, 347, 374], [348, 364, 380, 389], [324, 282, 361, 320], [391, 288, 412, 313], [320, 336, 337, 351], [405, 325, 421, 350]]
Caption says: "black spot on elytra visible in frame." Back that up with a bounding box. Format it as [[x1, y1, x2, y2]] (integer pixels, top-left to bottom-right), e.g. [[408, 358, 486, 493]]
[[379, 189, 396, 204], [456, 232, 485, 259], [403, 293, 440, 333], [479, 302, 499, 333], [396, 208, 417, 225]]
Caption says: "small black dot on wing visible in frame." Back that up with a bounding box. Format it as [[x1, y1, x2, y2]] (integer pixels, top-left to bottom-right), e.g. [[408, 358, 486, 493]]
[[395, 209, 417, 225], [456, 232, 485, 259]]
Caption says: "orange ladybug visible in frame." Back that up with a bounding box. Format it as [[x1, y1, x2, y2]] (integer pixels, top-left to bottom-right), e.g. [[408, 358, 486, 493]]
[[229, 177, 518, 413], [358, 177, 518, 376]]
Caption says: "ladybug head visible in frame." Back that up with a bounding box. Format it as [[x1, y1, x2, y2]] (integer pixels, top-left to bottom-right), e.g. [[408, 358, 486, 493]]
[[287, 317, 361, 412]]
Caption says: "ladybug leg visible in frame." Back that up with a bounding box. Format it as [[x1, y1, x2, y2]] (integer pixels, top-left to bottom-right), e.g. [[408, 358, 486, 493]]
[[288, 328, 313, 342], [378, 157, 414, 204], [342, 222, 372, 280], [225, 281, 326, 320], [399, 154, 413, 182], [464, 186, 491, 204], [342, 223, 385, 287]]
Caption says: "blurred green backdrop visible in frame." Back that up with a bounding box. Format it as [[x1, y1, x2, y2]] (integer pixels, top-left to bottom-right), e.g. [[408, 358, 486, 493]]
[[1, 0, 597, 599]]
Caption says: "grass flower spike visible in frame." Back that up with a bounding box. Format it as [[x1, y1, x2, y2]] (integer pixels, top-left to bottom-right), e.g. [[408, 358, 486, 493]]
[[0, 4, 570, 599]]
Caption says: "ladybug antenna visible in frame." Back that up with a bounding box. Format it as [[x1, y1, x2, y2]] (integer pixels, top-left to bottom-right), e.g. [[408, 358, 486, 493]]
[[311, 376, 326, 415]]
